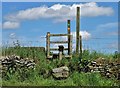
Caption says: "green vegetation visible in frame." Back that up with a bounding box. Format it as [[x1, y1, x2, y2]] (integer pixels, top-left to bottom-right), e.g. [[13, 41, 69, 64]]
[[1, 46, 120, 86]]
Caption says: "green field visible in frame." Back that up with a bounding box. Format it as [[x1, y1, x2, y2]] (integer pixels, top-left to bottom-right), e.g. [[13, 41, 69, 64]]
[[1, 47, 120, 86]]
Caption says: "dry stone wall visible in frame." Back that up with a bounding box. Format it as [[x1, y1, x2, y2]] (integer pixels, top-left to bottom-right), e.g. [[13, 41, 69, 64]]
[[0, 55, 36, 76], [87, 57, 120, 80]]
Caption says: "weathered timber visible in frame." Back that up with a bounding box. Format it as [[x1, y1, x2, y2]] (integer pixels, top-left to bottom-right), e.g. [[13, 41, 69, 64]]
[[50, 48, 68, 51], [50, 34, 70, 36], [46, 32, 50, 57], [76, 7, 80, 55], [70, 35, 73, 59], [79, 35, 82, 60], [68, 20, 71, 55], [50, 41, 68, 44]]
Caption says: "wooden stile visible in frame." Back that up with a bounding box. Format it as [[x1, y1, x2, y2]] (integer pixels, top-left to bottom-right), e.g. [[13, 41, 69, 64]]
[[46, 20, 72, 59]]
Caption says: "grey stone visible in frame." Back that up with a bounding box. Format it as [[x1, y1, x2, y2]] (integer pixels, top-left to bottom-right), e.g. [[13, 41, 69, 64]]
[[52, 66, 69, 79]]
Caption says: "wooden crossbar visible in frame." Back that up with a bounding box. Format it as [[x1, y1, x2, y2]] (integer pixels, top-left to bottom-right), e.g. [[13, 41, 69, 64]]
[[50, 41, 68, 44], [50, 34, 70, 36], [50, 48, 68, 51]]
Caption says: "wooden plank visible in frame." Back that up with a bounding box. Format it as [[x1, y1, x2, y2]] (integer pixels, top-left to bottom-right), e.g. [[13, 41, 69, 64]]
[[50, 34, 70, 36], [50, 48, 68, 51], [50, 41, 68, 44]]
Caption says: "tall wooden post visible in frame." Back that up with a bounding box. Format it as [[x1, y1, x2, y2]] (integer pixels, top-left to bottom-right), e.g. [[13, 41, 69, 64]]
[[76, 7, 80, 55], [67, 20, 71, 55], [80, 35, 82, 54], [79, 35, 82, 60], [70, 35, 72, 59], [46, 32, 50, 57]]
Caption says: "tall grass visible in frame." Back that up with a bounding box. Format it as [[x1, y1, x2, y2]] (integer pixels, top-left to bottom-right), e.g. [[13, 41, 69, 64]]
[[1, 46, 120, 86]]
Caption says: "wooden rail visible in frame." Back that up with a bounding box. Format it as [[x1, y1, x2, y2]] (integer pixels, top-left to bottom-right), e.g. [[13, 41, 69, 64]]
[[50, 41, 68, 44], [50, 34, 70, 36], [50, 48, 68, 51]]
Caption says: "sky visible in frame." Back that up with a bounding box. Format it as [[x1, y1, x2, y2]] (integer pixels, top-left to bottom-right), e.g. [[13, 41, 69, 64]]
[[2, 2, 118, 53]]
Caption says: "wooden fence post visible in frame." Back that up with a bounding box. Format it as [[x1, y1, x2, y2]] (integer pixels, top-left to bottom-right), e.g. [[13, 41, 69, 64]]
[[76, 7, 80, 55], [67, 20, 71, 55], [79, 35, 82, 61], [70, 35, 72, 59], [46, 32, 50, 57]]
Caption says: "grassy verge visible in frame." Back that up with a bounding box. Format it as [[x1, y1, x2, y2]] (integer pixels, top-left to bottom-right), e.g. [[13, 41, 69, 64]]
[[1, 47, 120, 86]]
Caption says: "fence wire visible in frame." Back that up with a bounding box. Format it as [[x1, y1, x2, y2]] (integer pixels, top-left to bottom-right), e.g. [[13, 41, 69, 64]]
[[1, 36, 118, 56]]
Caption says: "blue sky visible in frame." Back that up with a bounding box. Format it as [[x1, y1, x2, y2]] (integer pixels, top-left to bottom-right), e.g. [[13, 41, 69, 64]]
[[2, 2, 118, 53]]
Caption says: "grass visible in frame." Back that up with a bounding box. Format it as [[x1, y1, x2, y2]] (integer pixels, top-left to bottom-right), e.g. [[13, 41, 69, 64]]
[[1, 46, 120, 86], [2, 71, 119, 86]]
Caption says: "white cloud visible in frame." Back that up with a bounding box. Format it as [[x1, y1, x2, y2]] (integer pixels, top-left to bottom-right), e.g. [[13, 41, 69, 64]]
[[9, 33, 16, 39], [95, 22, 118, 37], [5, 2, 114, 22], [3, 21, 20, 29], [3, 2, 114, 29], [71, 31, 91, 40]]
